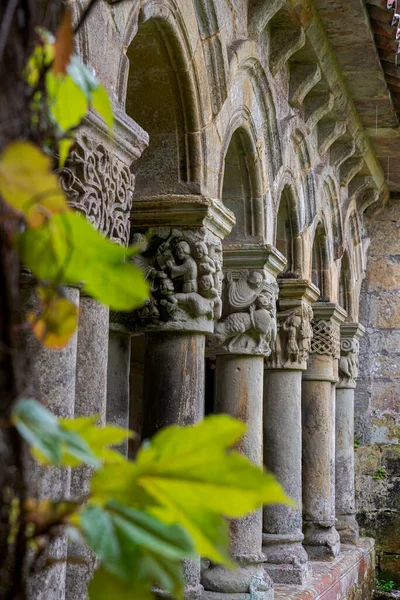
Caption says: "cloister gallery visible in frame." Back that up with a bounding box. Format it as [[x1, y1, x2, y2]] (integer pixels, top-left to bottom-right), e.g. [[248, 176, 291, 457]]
[[26, 0, 400, 598]]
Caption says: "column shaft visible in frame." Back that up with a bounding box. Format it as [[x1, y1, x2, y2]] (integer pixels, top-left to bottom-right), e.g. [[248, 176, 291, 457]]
[[66, 296, 109, 600], [106, 330, 131, 455], [302, 353, 340, 558], [263, 369, 309, 583], [23, 285, 79, 600], [142, 333, 205, 435], [201, 355, 273, 599], [335, 386, 358, 543], [143, 332, 205, 600]]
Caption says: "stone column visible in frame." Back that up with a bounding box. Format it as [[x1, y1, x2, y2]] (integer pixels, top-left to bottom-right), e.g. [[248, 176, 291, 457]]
[[335, 322, 364, 545], [202, 244, 285, 599], [106, 328, 131, 455], [128, 198, 235, 600], [302, 303, 346, 558], [263, 280, 319, 584], [21, 283, 79, 600], [66, 296, 109, 599], [58, 109, 149, 600]]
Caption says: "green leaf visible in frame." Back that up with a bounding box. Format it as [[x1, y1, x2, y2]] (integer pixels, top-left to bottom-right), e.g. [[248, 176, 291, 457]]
[[91, 84, 113, 129], [58, 138, 74, 168], [15, 211, 149, 311], [25, 30, 55, 87], [46, 71, 89, 133], [67, 55, 99, 98], [12, 398, 100, 468], [60, 416, 132, 466], [90, 415, 292, 565], [80, 502, 191, 597], [88, 567, 153, 600], [0, 142, 69, 227]]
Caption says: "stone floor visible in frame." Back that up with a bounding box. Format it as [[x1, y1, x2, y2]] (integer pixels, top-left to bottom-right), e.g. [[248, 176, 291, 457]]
[[274, 539, 375, 600]]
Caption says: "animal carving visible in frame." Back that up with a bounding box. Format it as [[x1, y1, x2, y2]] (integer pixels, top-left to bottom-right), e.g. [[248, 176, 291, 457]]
[[213, 295, 275, 353]]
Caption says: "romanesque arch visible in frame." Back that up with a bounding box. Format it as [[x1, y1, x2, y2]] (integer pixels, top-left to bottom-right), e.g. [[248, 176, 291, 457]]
[[220, 119, 265, 242], [311, 220, 332, 300], [122, 1, 205, 196], [275, 183, 304, 275]]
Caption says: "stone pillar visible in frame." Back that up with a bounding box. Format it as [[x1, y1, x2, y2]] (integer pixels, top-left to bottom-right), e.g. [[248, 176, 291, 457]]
[[302, 303, 346, 558], [202, 244, 285, 599], [66, 296, 109, 600], [22, 283, 79, 600], [58, 110, 149, 600], [263, 280, 319, 584], [128, 198, 235, 600], [335, 322, 364, 545], [142, 333, 205, 436], [106, 328, 131, 455]]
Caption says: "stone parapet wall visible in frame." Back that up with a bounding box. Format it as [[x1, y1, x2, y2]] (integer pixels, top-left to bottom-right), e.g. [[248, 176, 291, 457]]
[[355, 199, 400, 585]]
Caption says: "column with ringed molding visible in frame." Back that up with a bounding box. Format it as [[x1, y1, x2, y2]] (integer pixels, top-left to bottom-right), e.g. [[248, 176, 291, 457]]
[[336, 322, 365, 545], [125, 195, 235, 600], [302, 303, 347, 559], [263, 280, 319, 585], [201, 244, 285, 600]]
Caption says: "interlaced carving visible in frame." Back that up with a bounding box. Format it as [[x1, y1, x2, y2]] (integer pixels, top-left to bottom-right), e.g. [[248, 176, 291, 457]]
[[310, 319, 341, 358], [59, 135, 135, 246]]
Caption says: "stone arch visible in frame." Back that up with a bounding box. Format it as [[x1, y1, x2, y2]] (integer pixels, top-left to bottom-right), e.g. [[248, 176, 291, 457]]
[[310, 219, 332, 301], [292, 129, 316, 223], [238, 56, 282, 180], [346, 210, 364, 291], [275, 179, 304, 276], [323, 175, 344, 260], [220, 116, 265, 242], [121, 1, 204, 196], [338, 249, 354, 320]]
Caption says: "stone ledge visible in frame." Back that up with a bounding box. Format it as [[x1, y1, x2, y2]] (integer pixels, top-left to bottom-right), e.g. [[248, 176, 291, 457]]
[[274, 539, 375, 600]]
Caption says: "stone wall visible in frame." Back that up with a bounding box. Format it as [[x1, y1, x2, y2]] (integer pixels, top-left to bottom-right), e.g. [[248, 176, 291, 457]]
[[355, 198, 400, 585]]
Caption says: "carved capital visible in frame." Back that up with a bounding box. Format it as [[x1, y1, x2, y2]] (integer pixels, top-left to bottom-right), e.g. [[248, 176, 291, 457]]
[[58, 110, 148, 246], [115, 228, 223, 334], [265, 280, 319, 370], [337, 323, 365, 389], [59, 135, 135, 246], [310, 303, 347, 359], [208, 244, 285, 356]]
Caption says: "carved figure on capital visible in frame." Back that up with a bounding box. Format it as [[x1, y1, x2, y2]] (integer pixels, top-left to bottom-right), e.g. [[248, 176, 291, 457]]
[[209, 271, 278, 355], [131, 229, 222, 333], [338, 338, 360, 388], [267, 303, 314, 368]]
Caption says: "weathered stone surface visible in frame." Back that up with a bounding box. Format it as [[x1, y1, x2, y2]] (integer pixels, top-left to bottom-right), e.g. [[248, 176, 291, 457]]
[[355, 203, 400, 588], [369, 294, 400, 329]]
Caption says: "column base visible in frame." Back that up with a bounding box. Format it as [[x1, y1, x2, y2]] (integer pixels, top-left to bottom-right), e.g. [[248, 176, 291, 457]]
[[336, 513, 359, 545], [201, 555, 273, 599], [262, 533, 311, 585], [155, 584, 204, 599], [303, 522, 340, 559]]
